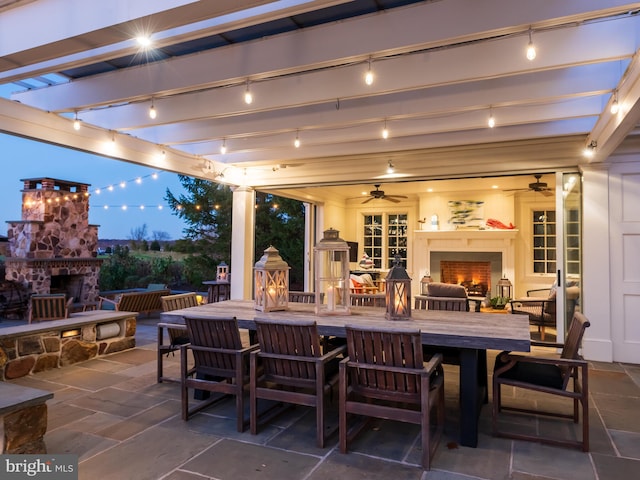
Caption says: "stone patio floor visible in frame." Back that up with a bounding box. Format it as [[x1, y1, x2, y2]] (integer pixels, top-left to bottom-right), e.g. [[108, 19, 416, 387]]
[[4, 314, 640, 480]]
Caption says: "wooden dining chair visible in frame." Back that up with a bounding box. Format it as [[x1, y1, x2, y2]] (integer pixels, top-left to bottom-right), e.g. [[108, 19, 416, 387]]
[[181, 316, 259, 432], [28, 293, 72, 323], [250, 318, 346, 448], [339, 324, 445, 470], [492, 312, 591, 451], [157, 292, 199, 383], [288, 291, 316, 303]]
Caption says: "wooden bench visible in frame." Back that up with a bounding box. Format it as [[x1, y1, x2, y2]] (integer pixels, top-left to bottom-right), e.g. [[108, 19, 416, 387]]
[[28, 293, 72, 324], [99, 289, 170, 315]]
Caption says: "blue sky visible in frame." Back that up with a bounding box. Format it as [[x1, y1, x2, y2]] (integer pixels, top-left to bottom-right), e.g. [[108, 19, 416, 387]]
[[0, 133, 189, 240]]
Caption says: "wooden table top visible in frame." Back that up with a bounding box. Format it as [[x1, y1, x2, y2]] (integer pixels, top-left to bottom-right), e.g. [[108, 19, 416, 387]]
[[161, 299, 531, 353]]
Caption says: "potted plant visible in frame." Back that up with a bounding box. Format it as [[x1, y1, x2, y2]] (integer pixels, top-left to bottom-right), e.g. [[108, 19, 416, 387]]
[[490, 296, 510, 310]]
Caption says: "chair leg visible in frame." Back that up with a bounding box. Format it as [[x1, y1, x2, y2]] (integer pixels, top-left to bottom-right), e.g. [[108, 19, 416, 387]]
[[249, 354, 258, 435], [180, 347, 189, 421], [421, 390, 431, 470], [235, 364, 245, 433], [339, 366, 348, 454], [316, 379, 325, 448]]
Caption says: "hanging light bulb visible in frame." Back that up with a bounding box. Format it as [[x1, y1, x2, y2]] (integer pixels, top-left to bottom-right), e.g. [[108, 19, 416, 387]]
[[610, 90, 619, 115], [244, 80, 253, 105], [488, 108, 496, 128], [386, 160, 395, 174], [294, 130, 301, 148], [382, 119, 389, 139], [220, 138, 227, 154], [149, 98, 157, 119], [526, 29, 536, 61], [365, 57, 374, 86], [73, 111, 81, 131]]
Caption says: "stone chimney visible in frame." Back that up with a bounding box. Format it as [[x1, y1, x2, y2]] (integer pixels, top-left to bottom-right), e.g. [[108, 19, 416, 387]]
[[4, 178, 102, 303]]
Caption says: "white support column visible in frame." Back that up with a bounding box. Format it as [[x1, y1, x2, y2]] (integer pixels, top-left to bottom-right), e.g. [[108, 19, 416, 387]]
[[231, 186, 255, 300], [303, 202, 313, 291]]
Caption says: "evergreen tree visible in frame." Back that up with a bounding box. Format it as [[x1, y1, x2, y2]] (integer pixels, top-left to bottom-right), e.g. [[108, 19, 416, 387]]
[[165, 176, 305, 288]]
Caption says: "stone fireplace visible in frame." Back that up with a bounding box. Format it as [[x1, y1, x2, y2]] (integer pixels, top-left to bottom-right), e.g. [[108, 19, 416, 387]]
[[4, 178, 102, 304]]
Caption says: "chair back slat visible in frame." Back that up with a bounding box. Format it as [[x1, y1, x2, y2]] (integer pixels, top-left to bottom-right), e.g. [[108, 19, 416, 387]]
[[185, 317, 242, 374], [288, 291, 316, 303], [161, 292, 199, 312], [427, 298, 469, 311], [346, 325, 423, 394], [255, 319, 321, 380], [29, 294, 69, 323]]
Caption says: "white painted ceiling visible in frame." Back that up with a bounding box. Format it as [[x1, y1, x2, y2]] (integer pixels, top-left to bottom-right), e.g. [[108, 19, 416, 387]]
[[0, 0, 639, 196]]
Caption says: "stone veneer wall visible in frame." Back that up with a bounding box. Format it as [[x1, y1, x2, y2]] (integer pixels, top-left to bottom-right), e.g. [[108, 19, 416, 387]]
[[3, 258, 102, 301], [0, 313, 136, 380], [5, 177, 102, 302]]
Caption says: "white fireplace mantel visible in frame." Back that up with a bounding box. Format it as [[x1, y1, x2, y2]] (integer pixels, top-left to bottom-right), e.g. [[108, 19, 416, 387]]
[[412, 229, 519, 289]]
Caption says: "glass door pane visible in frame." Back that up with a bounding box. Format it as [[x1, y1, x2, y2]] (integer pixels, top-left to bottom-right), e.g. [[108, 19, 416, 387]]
[[556, 172, 582, 339]]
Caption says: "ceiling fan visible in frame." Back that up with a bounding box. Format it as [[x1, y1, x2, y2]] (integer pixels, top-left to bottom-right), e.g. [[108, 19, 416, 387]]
[[504, 174, 554, 196], [361, 184, 408, 204]]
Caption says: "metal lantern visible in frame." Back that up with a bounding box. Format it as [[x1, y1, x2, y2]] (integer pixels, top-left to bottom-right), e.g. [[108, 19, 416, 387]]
[[216, 261, 229, 281], [254, 246, 290, 312], [314, 228, 351, 316], [496, 275, 513, 299], [385, 255, 412, 321], [420, 273, 433, 295]]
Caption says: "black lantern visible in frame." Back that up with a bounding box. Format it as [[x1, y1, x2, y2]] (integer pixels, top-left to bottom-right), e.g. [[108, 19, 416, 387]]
[[420, 273, 432, 295], [496, 275, 512, 300], [385, 255, 412, 321]]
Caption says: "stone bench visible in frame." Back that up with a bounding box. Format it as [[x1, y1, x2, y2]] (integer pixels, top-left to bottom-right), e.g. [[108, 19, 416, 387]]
[[0, 382, 53, 453], [0, 310, 137, 380]]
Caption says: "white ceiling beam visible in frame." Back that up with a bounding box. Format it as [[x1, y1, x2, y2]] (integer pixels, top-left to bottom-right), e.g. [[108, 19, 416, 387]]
[[125, 64, 617, 145], [0, 0, 352, 80], [13, 1, 640, 111], [0, 0, 201, 56], [586, 50, 640, 160]]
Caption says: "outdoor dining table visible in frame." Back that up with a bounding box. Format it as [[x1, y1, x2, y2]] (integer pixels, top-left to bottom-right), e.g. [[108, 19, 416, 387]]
[[160, 299, 531, 448]]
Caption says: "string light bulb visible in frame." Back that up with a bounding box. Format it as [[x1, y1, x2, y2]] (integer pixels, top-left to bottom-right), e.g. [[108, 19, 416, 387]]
[[526, 29, 536, 61], [220, 138, 227, 154], [381, 119, 389, 139], [244, 80, 253, 105], [149, 98, 157, 119], [610, 90, 619, 115], [365, 57, 374, 86], [386, 159, 395, 174], [73, 111, 81, 131], [488, 108, 496, 128], [294, 130, 301, 148]]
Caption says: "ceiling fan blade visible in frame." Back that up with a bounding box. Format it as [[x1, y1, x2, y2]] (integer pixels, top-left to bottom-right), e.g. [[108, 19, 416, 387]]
[[362, 197, 375, 204], [383, 196, 401, 203], [541, 189, 554, 197]]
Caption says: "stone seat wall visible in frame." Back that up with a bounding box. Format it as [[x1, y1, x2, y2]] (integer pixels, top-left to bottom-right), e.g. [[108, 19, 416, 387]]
[[0, 311, 137, 380]]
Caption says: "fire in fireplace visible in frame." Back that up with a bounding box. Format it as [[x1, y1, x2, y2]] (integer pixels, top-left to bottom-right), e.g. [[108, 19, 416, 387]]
[[440, 260, 492, 297]]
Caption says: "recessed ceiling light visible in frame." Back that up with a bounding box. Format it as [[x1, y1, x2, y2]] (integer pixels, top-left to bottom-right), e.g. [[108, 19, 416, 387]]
[[492, 185, 499, 189], [427, 188, 433, 193]]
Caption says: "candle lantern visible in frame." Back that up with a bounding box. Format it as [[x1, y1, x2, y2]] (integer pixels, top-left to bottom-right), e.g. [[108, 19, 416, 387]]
[[420, 273, 432, 295], [496, 275, 512, 299], [254, 246, 290, 312], [314, 228, 351, 316], [216, 261, 229, 282], [385, 255, 412, 321]]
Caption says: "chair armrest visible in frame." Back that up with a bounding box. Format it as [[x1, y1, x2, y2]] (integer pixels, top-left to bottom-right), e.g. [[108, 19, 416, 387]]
[[423, 352, 443, 375], [341, 358, 434, 377], [530, 340, 565, 349], [157, 322, 187, 330], [99, 296, 118, 306], [499, 352, 588, 368], [318, 344, 347, 362]]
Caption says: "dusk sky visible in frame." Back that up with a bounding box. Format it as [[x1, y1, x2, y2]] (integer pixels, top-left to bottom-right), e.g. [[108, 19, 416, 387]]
[[0, 132, 189, 240]]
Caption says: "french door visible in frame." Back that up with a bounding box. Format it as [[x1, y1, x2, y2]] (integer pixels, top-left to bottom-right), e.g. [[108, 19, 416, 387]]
[[554, 171, 582, 340]]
